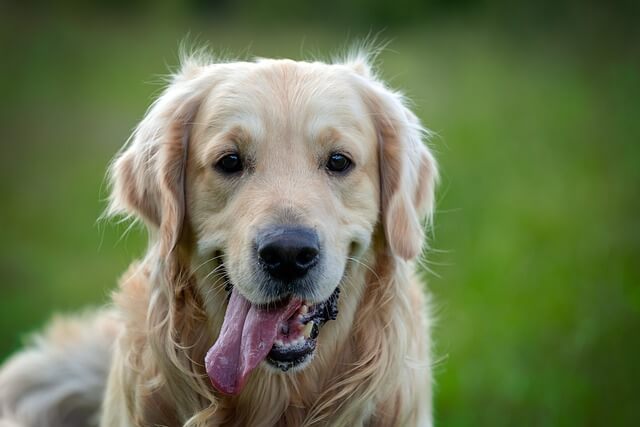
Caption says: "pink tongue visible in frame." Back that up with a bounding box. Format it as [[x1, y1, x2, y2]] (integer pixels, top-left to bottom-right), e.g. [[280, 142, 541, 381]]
[[205, 290, 302, 395]]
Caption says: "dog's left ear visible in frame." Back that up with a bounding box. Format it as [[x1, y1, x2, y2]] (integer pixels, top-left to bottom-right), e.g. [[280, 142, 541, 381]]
[[352, 63, 438, 260], [107, 60, 218, 255]]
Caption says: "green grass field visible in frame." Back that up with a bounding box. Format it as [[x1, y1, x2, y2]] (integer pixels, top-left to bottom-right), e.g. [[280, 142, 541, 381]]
[[1, 15, 638, 426]]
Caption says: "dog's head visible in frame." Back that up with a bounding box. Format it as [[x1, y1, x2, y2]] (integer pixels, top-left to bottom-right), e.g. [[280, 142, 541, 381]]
[[108, 53, 437, 395]]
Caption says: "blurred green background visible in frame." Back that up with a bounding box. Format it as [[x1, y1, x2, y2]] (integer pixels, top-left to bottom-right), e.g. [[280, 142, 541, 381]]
[[1, 1, 639, 425]]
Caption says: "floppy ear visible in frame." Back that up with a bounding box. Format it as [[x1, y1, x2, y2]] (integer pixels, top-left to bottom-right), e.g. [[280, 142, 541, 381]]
[[107, 61, 216, 255], [353, 66, 438, 260]]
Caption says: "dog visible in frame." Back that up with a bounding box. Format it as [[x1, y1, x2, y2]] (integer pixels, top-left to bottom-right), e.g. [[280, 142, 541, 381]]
[[0, 50, 438, 426]]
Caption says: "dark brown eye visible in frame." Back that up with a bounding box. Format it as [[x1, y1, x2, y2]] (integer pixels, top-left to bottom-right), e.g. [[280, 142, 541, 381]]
[[216, 153, 243, 174], [326, 153, 353, 174]]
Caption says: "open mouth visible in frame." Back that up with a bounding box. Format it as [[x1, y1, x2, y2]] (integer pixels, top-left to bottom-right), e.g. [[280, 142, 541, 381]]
[[267, 288, 339, 372], [204, 278, 339, 396]]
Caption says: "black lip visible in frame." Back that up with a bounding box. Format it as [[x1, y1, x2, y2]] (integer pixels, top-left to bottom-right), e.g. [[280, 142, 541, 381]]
[[266, 353, 314, 372], [307, 287, 340, 324], [268, 339, 316, 363], [267, 338, 316, 372]]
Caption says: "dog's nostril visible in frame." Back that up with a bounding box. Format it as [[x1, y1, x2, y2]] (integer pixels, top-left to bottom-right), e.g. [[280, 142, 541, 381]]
[[259, 246, 281, 267], [296, 248, 318, 267]]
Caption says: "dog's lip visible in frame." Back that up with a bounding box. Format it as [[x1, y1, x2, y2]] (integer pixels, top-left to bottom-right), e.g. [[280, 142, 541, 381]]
[[224, 286, 340, 325], [264, 286, 339, 371], [221, 267, 336, 308], [267, 338, 316, 371]]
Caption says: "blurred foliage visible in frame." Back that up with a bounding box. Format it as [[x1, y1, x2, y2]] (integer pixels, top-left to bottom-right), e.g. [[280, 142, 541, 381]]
[[0, 1, 639, 426]]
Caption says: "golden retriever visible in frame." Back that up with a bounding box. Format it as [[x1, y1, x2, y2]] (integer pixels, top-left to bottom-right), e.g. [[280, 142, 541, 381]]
[[0, 50, 438, 426]]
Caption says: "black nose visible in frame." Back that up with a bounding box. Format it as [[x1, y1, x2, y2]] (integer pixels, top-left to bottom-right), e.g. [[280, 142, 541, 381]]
[[257, 226, 320, 282]]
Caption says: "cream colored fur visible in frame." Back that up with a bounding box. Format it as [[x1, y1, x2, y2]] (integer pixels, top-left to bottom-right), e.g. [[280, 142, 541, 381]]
[[0, 51, 437, 427]]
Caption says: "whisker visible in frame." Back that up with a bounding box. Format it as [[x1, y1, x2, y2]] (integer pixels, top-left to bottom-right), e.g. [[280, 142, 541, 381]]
[[192, 254, 225, 274], [206, 273, 229, 292], [202, 278, 231, 302], [202, 263, 228, 283], [346, 256, 381, 283]]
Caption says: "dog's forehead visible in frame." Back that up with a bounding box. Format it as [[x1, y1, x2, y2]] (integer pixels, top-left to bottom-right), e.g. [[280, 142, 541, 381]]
[[197, 60, 372, 143]]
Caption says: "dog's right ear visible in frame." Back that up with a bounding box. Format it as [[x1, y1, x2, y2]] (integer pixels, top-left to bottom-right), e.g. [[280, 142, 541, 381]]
[[107, 59, 218, 254]]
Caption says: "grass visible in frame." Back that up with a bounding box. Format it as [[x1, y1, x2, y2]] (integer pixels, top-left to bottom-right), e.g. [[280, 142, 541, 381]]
[[0, 15, 638, 426]]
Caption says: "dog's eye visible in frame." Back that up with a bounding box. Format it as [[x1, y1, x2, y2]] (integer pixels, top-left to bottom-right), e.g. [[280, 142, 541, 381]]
[[326, 153, 353, 174], [216, 153, 243, 175]]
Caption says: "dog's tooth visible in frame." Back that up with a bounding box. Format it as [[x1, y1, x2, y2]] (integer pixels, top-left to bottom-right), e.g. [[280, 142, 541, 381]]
[[302, 322, 314, 338], [300, 305, 308, 315], [275, 339, 283, 347]]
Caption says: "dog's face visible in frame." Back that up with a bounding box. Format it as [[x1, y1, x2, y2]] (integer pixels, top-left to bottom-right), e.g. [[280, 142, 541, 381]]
[[108, 56, 437, 396], [188, 60, 379, 306]]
